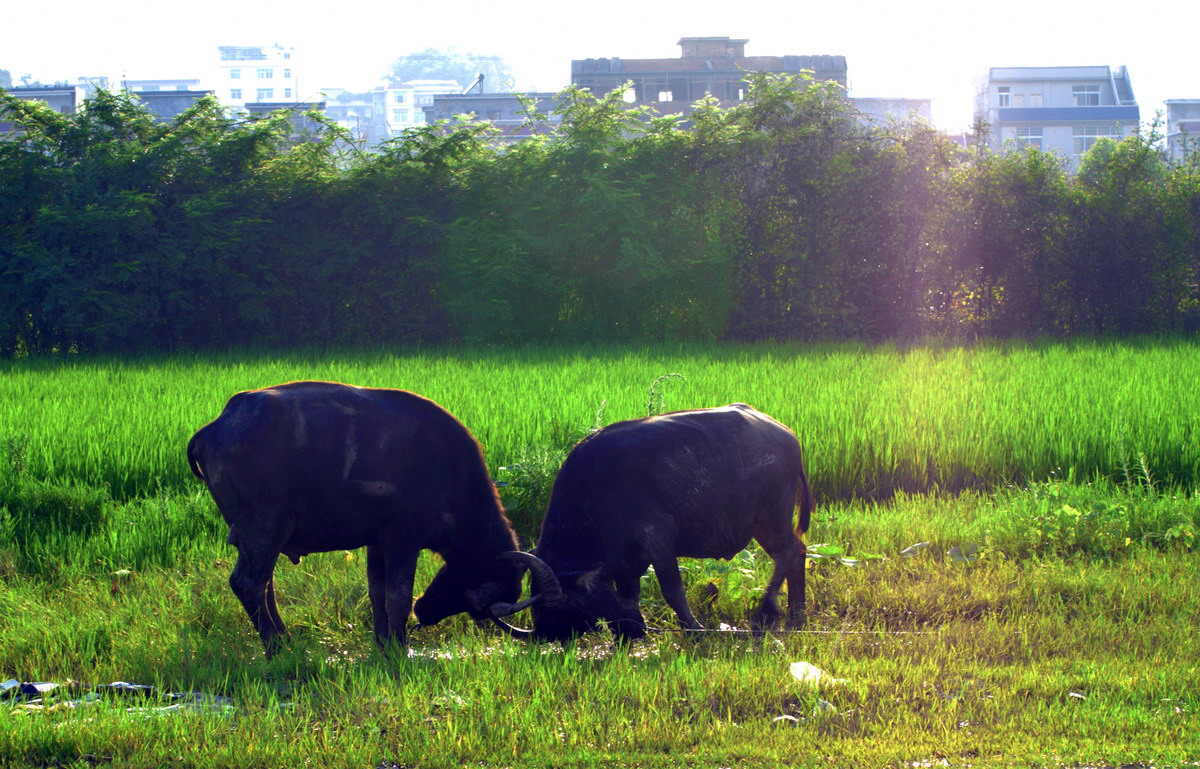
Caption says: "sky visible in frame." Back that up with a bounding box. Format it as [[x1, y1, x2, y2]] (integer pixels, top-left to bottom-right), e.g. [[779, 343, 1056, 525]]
[[5, 0, 1197, 133]]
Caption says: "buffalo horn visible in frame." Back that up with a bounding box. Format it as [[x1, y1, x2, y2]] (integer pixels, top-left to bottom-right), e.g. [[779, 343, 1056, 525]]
[[487, 594, 542, 618], [497, 551, 564, 605], [487, 613, 532, 639]]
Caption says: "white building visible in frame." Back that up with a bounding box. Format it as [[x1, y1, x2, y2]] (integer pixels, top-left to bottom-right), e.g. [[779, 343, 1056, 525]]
[[1165, 99, 1200, 162], [981, 65, 1140, 169], [381, 79, 462, 134], [122, 78, 202, 93], [216, 45, 300, 112]]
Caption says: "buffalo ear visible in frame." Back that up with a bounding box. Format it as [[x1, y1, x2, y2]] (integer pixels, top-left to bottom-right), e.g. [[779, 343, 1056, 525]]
[[576, 565, 605, 593]]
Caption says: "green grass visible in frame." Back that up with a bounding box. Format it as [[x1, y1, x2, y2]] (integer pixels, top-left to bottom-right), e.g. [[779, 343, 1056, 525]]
[[1, 528, 1197, 767], [5, 338, 1200, 504], [2, 340, 1200, 767]]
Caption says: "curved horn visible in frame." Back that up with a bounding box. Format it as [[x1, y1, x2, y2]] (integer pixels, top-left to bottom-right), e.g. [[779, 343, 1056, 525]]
[[487, 594, 543, 618], [487, 613, 533, 639], [498, 551, 564, 605]]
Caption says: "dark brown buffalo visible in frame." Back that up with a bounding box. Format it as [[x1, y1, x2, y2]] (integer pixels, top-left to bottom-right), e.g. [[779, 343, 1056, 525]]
[[187, 381, 524, 655], [492, 404, 814, 642]]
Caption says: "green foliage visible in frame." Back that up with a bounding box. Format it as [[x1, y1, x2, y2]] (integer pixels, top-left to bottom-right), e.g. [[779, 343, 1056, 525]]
[[3, 79, 1200, 354]]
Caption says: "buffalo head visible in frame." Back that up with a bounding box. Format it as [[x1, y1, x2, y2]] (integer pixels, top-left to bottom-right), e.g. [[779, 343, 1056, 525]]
[[488, 553, 644, 642], [414, 556, 525, 628]]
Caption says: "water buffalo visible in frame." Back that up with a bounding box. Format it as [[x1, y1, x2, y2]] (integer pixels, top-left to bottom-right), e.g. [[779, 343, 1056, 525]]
[[187, 381, 524, 655], [491, 403, 814, 642]]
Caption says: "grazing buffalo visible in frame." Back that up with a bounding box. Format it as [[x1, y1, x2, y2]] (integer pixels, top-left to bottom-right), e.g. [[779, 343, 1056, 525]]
[[491, 403, 814, 643], [187, 381, 524, 655]]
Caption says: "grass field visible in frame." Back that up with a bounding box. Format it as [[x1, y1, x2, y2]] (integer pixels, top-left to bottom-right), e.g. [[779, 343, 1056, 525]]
[[2, 340, 1199, 767]]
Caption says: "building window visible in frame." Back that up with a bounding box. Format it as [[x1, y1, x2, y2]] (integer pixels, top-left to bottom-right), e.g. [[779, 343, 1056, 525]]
[[284, 69, 292, 79], [1016, 126, 1043, 149], [1031, 94, 1042, 107], [142, 85, 160, 92], [657, 90, 674, 102], [997, 87, 1010, 107], [230, 89, 242, 100], [284, 88, 292, 99], [394, 91, 406, 103], [1073, 123, 1119, 154], [230, 69, 241, 80], [486, 110, 502, 121], [1073, 85, 1100, 107], [393, 109, 409, 123], [1013, 93, 1025, 107], [257, 68, 273, 79], [257, 88, 274, 100]]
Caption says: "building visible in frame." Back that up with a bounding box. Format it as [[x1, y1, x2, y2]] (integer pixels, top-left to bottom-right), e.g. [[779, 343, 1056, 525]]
[[123, 78, 202, 93], [422, 91, 564, 140], [981, 65, 1140, 168], [0, 85, 80, 133], [244, 100, 327, 142], [217, 45, 301, 112], [322, 88, 387, 144], [1, 85, 79, 115], [1165, 99, 1200, 162], [121, 78, 211, 122], [571, 37, 847, 114], [319, 80, 465, 146], [383, 80, 462, 133], [131, 89, 214, 123]]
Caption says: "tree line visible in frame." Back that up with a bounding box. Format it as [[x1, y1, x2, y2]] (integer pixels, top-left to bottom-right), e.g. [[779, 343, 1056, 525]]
[[2, 75, 1198, 355]]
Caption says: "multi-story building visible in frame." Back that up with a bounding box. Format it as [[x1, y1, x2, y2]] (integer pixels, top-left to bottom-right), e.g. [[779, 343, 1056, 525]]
[[1165, 99, 1200, 162], [0, 85, 80, 133], [121, 78, 211, 122], [981, 65, 1140, 168], [422, 91, 564, 141], [316, 80, 466, 148], [1, 85, 79, 115], [571, 36, 848, 114], [382, 80, 462, 133], [321, 89, 385, 144], [217, 45, 300, 112], [123, 78, 202, 93], [131, 89, 215, 123], [244, 100, 327, 142]]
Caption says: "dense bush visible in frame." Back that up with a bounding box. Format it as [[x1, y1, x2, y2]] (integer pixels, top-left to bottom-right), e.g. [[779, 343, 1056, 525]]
[[2, 77, 1198, 354]]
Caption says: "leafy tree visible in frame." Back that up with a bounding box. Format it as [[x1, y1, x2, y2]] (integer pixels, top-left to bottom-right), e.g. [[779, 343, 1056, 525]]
[[941, 145, 1071, 337], [1066, 132, 1184, 334], [384, 47, 514, 92], [4, 76, 1200, 355]]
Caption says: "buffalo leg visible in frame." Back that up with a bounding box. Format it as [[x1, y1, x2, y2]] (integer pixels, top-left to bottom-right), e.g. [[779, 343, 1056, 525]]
[[755, 535, 807, 629], [785, 541, 807, 628], [652, 558, 701, 630], [366, 545, 390, 647], [608, 574, 647, 639], [264, 573, 285, 636], [750, 561, 786, 630], [379, 548, 419, 649], [229, 548, 287, 655], [614, 574, 642, 611]]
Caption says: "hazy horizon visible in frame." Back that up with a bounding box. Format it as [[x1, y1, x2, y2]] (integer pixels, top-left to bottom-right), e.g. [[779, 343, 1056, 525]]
[[7, 0, 1197, 132]]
